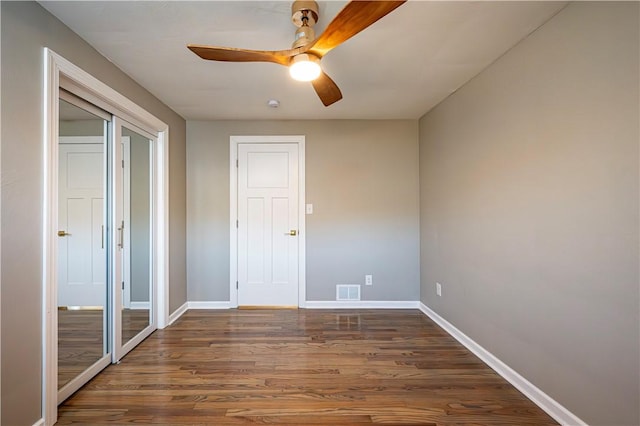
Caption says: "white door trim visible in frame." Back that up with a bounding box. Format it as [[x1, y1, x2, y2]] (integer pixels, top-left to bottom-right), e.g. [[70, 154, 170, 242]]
[[59, 136, 104, 145], [122, 136, 131, 309], [229, 136, 306, 308], [43, 48, 170, 426]]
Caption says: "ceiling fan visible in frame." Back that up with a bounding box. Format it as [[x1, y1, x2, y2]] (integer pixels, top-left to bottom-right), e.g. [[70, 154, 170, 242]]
[[187, 1, 406, 107]]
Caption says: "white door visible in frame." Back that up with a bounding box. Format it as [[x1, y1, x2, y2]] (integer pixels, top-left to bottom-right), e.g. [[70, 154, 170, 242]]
[[58, 141, 105, 307], [237, 143, 299, 306]]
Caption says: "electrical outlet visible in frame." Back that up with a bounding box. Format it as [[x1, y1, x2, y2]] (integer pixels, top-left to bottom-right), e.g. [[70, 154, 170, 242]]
[[365, 275, 373, 286], [436, 282, 442, 297]]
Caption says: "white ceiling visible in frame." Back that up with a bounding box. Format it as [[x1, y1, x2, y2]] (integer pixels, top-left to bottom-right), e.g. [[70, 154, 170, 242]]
[[40, 1, 567, 120]]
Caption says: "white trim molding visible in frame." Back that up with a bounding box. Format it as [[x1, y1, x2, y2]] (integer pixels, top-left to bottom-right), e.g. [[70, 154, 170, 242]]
[[169, 301, 418, 325], [167, 301, 237, 326], [418, 303, 587, 426], [42, 47, 59, 426], [306, 301, 420, 309], [168, 302, 189, 326], [188, 301, 233, 310], [128, 302, 151, 310], [32, 419, 45, 426]]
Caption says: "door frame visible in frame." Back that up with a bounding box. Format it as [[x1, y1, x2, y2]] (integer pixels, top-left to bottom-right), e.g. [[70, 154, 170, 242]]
[[43, 49, 170, 426], [122, 136, 131, 309], [229, 136, 306, 308]]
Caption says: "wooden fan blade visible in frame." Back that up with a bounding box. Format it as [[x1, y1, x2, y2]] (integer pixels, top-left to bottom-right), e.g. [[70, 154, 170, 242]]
[[308, 1, 406, 57], [311, 71, 343, 107], [187, 44, 297, 66]]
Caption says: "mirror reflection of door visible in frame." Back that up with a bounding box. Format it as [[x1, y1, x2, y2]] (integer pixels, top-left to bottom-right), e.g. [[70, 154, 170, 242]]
[[121, 126, 152, 346], [57, 98, 109, 392]]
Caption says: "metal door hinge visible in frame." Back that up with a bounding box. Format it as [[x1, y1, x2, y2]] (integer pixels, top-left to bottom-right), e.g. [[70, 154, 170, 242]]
[[236, 220, 239, 228], [236, 281, 239, 289], [122, 281, 125, 290], [121, 159, 124, 168], [236, 159, 238, 168]]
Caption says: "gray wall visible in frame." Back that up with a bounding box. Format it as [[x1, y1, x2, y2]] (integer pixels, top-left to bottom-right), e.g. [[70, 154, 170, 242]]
[[187, 120, 420, 302], [419, 2, 639, 425], [0, 2, 187, 424]]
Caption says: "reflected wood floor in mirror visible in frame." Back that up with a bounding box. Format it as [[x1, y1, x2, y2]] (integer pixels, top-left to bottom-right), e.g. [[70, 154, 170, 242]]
[[57, 309, 558, 425], [122, 308, 150, 343], [58, 309, 150, 389], [58, 309, 104, 389]]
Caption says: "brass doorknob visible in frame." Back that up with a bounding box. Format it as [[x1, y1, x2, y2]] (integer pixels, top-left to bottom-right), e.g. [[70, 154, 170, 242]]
[[286, 230, 297, 236], [57, 230, 71, 237]]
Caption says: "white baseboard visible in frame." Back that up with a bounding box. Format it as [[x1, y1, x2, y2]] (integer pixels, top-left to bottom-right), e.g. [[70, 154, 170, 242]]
[[168, 302, 188, 326], [128, 301, 150, 310], [167, 301, 233, 326], [305, 300, 420, 309], [32, 419, 45, 426], [188, 301, 233, 309], [418, 303, 586, 426]]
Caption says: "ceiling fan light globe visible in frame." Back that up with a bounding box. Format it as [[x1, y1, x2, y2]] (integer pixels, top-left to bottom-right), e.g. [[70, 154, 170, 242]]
[[289, 54, 321, 81]]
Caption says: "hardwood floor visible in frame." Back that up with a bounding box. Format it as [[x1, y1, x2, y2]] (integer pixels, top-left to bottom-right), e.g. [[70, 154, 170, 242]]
[[57, 309, 558, 425]]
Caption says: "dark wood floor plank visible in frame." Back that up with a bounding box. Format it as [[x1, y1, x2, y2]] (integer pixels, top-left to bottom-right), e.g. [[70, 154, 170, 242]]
[[57, 309, 558, 425]]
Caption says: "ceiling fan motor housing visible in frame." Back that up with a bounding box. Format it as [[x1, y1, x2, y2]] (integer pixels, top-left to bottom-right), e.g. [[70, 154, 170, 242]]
[[291, 1, 319, 48], [293, 25, 316, 48], [291, 1, 319, 27]]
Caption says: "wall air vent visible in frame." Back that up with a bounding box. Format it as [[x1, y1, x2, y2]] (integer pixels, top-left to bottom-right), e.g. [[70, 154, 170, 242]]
[[336, 284, 361, 301]]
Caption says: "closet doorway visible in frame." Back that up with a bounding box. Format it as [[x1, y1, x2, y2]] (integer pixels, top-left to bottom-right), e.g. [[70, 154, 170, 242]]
[[44, 49, 169, 426], [56, 94, 158, 404]]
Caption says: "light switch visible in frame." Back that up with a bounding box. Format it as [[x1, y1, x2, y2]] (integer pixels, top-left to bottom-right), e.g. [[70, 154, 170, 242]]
[[306, 204, 313, 214]]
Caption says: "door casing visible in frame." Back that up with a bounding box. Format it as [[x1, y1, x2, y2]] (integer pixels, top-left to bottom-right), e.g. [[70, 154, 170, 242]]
[[230, 136, 306, 308]]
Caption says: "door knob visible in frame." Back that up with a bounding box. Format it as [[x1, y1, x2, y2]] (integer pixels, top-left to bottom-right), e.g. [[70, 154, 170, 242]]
[[57, 230, 71, 237], [286, 230, 297, 236]]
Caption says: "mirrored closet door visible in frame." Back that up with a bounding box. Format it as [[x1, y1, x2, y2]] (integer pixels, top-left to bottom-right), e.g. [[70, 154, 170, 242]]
[[112, 117, 156, 361], [56, 93, 158, 405], [57, 95, 111, 403]]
